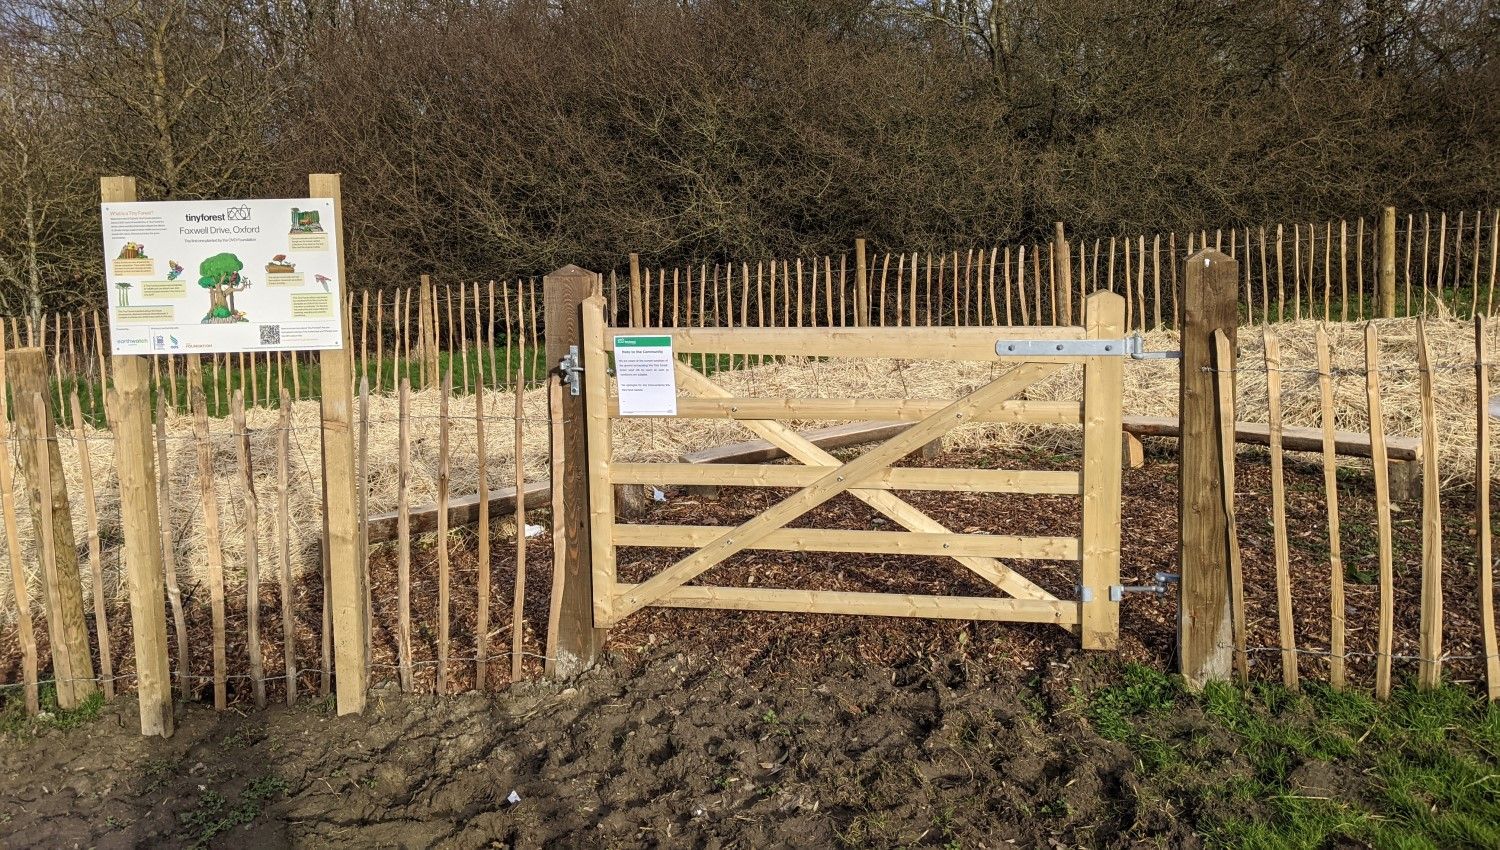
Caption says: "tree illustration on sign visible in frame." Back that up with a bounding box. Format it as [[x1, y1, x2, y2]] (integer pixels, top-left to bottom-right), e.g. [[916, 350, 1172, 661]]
[[115, 281, 132, 306], [198, 252, 251, 321]]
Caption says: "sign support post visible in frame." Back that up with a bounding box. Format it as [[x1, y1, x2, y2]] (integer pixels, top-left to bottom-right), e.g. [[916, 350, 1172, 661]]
[[310, 173, 368, 714], [100, 175, 173, 737]]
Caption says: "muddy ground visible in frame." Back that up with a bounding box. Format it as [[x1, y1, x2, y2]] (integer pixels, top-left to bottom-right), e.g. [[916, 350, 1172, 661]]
[[2, 648, 1208, 849], [3, 440, 1499, 847]]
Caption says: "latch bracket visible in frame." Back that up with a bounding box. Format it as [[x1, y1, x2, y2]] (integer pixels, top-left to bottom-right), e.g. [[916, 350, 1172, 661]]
[[557, 345, 584, 396]]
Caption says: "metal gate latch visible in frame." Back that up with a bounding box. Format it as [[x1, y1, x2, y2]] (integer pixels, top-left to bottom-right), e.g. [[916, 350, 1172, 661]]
[[1109, 572, 1179, 602], [994, 333, 1180, 360], [557, 345, 584, 396]]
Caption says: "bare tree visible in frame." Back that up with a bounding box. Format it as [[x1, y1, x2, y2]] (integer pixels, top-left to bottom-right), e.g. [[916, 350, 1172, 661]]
[[0, 52, 94, 322]]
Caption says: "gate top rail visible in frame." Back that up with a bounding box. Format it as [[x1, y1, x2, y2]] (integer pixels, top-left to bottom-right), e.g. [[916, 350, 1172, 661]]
[[603, 325, 1086, 361]]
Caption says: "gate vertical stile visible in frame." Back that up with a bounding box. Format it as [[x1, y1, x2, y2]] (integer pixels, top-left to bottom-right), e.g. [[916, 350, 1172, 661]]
[[1080, 291, 1126, 649], [581, 296, 618, 627]]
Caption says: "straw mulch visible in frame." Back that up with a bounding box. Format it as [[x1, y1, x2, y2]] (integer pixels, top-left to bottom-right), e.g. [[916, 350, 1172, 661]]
[[2, 315, 1496, 625]]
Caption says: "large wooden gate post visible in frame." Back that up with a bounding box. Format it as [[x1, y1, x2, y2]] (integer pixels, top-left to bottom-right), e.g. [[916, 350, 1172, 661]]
[[311, 173, 368, 715], [1179, 249, 1239, 689], [545, 265, 604, 677], [100, 175, 172, 736]]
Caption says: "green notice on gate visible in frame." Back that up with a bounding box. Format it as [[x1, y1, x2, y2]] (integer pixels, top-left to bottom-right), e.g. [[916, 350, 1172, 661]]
[[613, 335, 677, 416]]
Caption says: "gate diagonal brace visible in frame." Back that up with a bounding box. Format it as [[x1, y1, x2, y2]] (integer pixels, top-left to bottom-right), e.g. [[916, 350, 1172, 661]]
[[661, 362, 1069, 613], [611, 361, 1065, 623]]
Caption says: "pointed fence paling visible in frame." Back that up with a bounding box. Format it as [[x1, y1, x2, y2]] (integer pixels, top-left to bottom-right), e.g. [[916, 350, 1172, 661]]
[[5, 215, 1500, 722]]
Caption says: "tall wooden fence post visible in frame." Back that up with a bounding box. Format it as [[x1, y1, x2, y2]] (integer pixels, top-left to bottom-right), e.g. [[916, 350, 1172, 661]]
[[418, 274, 439, 389], [311, 173, 368, 714], [1178, 248, 1239, 690], [544, 265, 604, 677], [100, 175, 172, 736], [628, 253, 643, 327], [855, 238, 869, 327], [1055, 223, 1074, 325], [1380, 206, 1397, 318], [8, 347, 95, 708]]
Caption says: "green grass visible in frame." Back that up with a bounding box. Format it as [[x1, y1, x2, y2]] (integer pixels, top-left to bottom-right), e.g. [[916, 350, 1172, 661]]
[[1085, 668, 1500, 849], [0, 683, 106, 738]]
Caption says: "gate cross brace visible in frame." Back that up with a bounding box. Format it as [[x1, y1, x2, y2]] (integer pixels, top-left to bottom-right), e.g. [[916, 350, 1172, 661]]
[[668, 364, 1068, 610], [611, 361, 1065, 622]]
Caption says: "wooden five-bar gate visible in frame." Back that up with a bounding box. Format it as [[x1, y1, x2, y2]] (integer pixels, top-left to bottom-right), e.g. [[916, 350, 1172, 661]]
[[580, 291, 1128, 649]]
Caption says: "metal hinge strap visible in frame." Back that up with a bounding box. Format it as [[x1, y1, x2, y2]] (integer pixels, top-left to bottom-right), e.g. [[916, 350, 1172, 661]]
[[995, 333, 1180, 360]]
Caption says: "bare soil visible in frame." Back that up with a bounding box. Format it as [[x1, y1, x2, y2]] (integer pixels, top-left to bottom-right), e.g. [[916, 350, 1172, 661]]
[[1, 649, 1205, 849], [2, 440, 1495, 847]]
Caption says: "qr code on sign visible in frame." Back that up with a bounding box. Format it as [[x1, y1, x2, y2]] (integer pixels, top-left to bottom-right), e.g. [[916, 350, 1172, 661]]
[[259, 325, 281, 345]]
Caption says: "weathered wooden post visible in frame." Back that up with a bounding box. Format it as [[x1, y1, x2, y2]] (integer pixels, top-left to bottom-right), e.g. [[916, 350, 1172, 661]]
[[1055, 222, 1074, 325], [100, 175, 172, 736], [628, 253, 643, 328], [544, 265, 604, 677], [418, 274, 439, 389], [311, 173, 368, 715], [1178, 248, 1239, 689], [8, 347, 95, 708], [855, 238, 869, 327], [1379, 206, 1397, 318]]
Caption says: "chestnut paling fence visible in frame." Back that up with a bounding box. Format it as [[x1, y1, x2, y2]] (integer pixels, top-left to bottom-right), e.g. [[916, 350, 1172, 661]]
[[1, 226, 1499, 738], [12, 207, 1500, 426]]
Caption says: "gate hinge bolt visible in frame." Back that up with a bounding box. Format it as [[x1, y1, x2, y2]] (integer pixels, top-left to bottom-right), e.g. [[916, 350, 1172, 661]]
[[1108, 572, 1179, 603]]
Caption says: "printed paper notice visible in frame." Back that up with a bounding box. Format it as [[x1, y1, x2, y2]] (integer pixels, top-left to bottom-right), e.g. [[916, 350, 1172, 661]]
[[101, 198, 343, 354], [613, 335, 677, 416]]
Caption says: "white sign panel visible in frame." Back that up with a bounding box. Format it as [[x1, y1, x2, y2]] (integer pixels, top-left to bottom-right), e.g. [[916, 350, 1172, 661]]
[[101, 198, 344, 355], [613, 335, 678, 416]]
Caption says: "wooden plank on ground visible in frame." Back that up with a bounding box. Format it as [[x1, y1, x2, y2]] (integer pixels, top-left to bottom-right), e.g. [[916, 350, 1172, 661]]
[[367, 481, 553, 543], [681, 421, 915, 465], [1122, 414, 1420, 461]]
